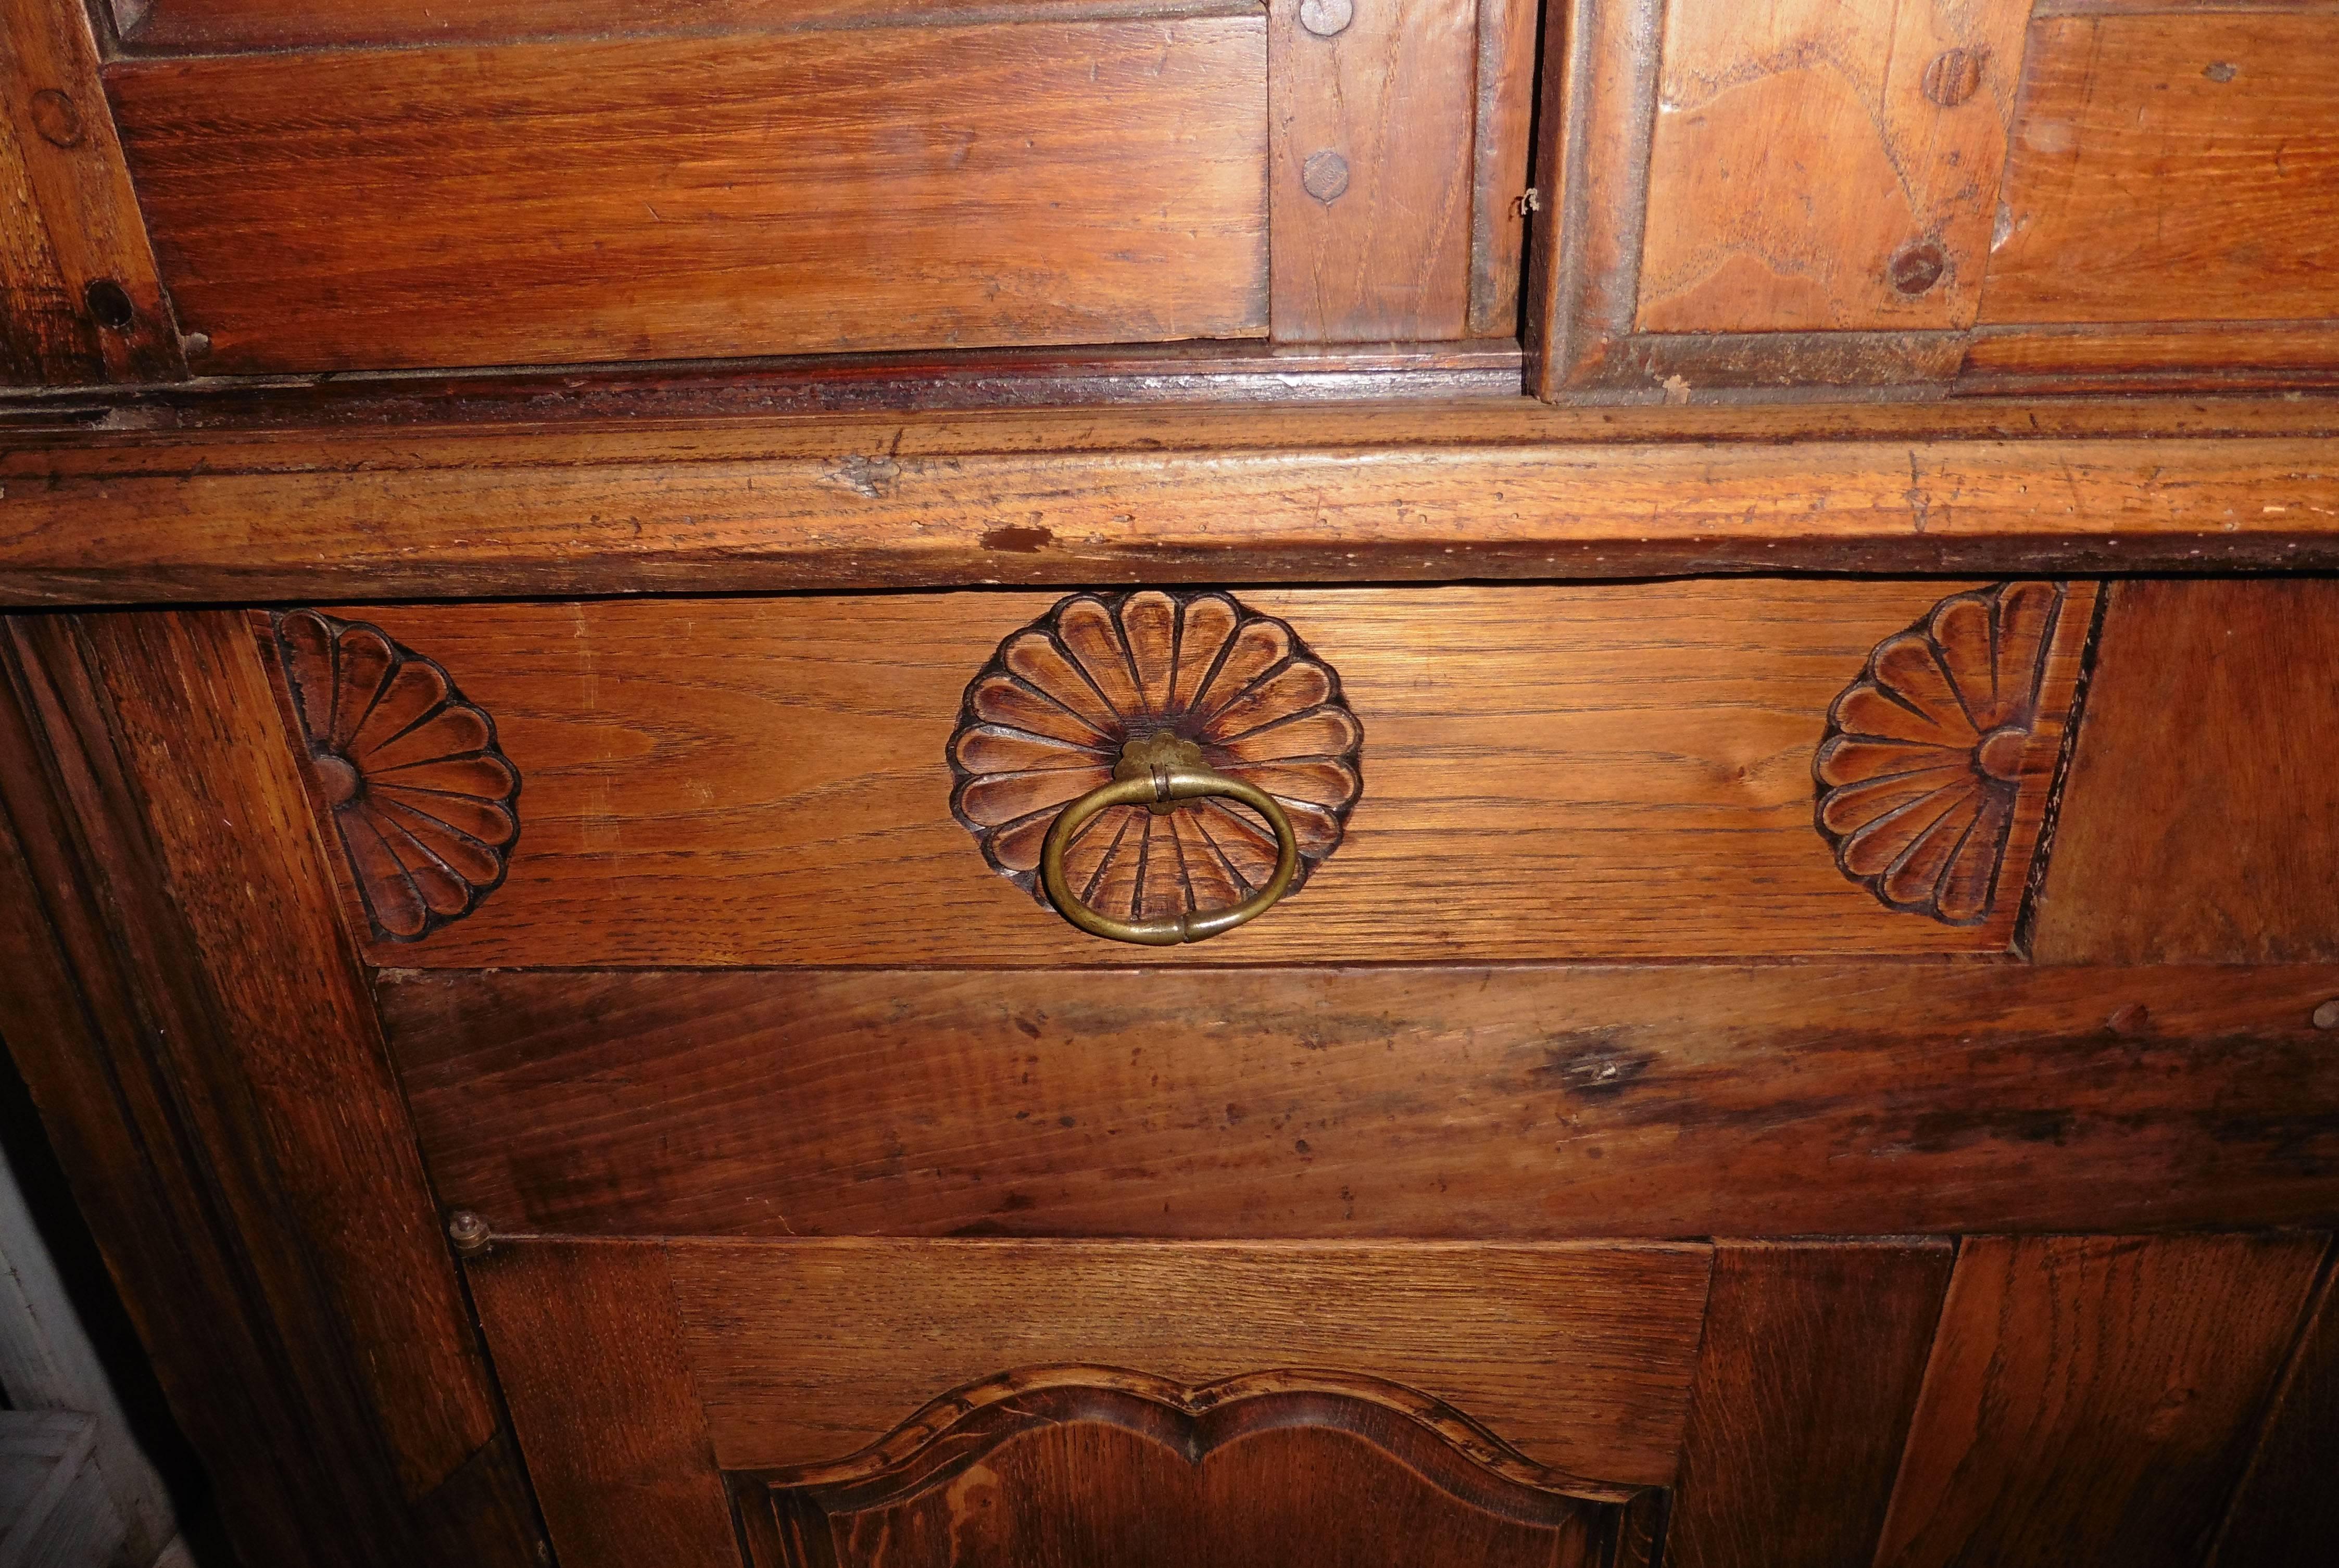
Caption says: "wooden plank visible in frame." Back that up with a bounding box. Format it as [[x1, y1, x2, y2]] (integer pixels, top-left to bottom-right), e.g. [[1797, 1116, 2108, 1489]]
[[308, 581, 2078, 966], [466, 1240, 737, 1568], [1667, 1242, 1951, 1568], [2207, 1241, 2339, 1567], [0, 0, 183, 384], [1983, 16, 2339, 325], [2031, 579, 2339, 963], [1874, 1234, 2327, 1568], [1636, 0, 2029, 334], [1267, 0, 1474, 342], [14, 399, 2339, 604], [661, 1237, 1714, 1486], [1468, 0, 1540, 336], [378, 963, 2339, 1241], [0, 614, 540, 1568], [106, 20, 1268, 373]]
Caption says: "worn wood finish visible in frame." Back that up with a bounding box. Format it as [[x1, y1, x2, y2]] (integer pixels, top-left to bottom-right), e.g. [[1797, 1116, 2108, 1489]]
[[731, 1370, 1637, 1568], [465, 1240, 736, 1568], [108, 19, 1268, 374], [1468, 0, 1540, 336], [307, 583, 2079, 966], [2207, 1241, 2339, 1567], [0, 0, 182, 384], [378, 963, 2339, 1241], [15, 399, 2339, 604], [1963, 321, 2339, 386], [1984, 16, 2339, 326], [2031, 579, 2339, 964], [1667, 1242, 1951, 1568], [1268, 0, 1474, 342], [1636, 0, 2028, 334], [0, 615, 539, 1568], [1875, 1234, 2327, 1568], [663, 1238, 1712, 1487]]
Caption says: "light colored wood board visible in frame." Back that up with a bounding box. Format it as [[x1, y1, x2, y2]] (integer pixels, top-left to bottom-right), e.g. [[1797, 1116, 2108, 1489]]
[[1963, 321, 2339, 379], [106, 20, 1268, 374], [2206, 1242, 2339, 1567], [2031, 579, 2339, 964], [0, 0, 182, 383], [1469, 0, 1541, 336], [1638, 0, 2029, 334], [312, 582, 2076, 966], [15, 399, 2339, 604], [1983, 16, 2339, 324], [118, 0, 1259, 49], [379, 962, 2339, 1241], [1268, 0, 1475, 342], [466, 1241, 737, 1568], [662, 1238, 1713, 1486], [1875, 1234, 2327, 1568]]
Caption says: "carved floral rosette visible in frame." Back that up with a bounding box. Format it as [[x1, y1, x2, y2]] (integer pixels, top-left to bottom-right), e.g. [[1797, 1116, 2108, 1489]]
[[949, 590, 1364, 922], [1813, 581, 2066, 925], [272, 610, 520, 941]]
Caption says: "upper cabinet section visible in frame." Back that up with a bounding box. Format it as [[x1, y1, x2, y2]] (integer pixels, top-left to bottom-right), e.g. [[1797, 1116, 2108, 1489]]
[[1532, 0, 2339, 399]]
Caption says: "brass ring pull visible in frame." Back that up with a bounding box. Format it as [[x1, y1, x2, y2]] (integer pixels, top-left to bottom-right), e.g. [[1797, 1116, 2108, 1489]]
[[1041, 763, 1300, 946]]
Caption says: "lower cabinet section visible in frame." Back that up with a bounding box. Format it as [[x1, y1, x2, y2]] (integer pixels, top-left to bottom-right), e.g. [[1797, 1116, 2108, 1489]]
[[463, 1233, 2333, 1568]]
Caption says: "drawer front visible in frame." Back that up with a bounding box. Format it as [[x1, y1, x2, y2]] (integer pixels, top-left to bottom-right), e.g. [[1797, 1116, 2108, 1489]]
[[263, 580, 2094, 967]]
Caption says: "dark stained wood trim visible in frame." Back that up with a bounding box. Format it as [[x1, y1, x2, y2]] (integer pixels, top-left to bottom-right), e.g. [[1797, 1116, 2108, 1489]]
[[0, 610, 542, 1568], [10, 398, 2339, 603]]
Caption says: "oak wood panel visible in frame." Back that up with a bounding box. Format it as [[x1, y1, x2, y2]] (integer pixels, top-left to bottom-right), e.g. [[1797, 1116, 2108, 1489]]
[[1873, 1234, 2327, 1568], [378, 963, 2339, 1242], [107, 19, 1268, 373], [663, 1238, 1713, 1487], [1983, 16, 2339, 325], [1268, 0, 1474, 342], [12, 399, 2339, 604], [2207, 1241, 2339, 1567], [316, 583, 2076, 966], [2031, 579, 2339, 964], [1469, 0, 1539, 336], [0, 0, 182, 383], [467, 1240, 736, 1568], [1636, 0, 2029, 334], [1667, 1241, 1951, 1568], [0, 615, 538, 1568]]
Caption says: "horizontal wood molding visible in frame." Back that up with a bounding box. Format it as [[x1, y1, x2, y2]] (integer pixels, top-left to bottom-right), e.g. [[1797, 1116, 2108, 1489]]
[[379, 963, 2339, 1241], [8, 398, 2339, 602]]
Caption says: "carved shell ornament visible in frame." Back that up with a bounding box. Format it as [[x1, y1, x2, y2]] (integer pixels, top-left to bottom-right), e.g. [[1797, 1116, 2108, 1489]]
[[272, 610, 520, 941], [949, 590, 1363, 927], [1814, 581, 2066, 925]]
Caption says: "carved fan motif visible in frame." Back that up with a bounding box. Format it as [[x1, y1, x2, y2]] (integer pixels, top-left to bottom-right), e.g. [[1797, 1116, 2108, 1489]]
[[1814, 581, 2066, 925], [729, 1368, 1649, 1568], [949, 591, 1364, 919], [271, 610, 520, 941]]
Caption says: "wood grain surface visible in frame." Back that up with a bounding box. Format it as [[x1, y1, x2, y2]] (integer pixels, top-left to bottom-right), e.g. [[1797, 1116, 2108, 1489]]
[[1636, 0, 2028, 333], [2206, 1240, 2339, 1567], [1667, 1241, 1951, 1568], [0, 0, 182, 384], [12, 398, 2339, 604], [107, 19, 1268, 373], [1984, 15, 2339, 325], [2030, 579, 2339, 964], [466, 1240, 737, 1568], [378, 963, 2339, 1241], [660, 1238, 1714, 1485], [1469, 0, 1540, 336], [1874, 1234, 2327, 1568], [308, 583, 2076, 966], [1268, 0, 1474, 342]]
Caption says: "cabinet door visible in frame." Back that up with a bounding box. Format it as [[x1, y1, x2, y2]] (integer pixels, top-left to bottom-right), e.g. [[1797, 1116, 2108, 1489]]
[[464, 1238, 1709, 1568]]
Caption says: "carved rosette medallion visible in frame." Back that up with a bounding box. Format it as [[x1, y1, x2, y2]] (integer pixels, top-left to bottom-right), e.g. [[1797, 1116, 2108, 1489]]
[[949, 590, 1363, 921], [271, 610, 520, 941], [1814, 581, 2067, 925]]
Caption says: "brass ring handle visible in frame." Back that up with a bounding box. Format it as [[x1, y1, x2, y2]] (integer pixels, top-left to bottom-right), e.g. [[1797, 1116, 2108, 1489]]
[[1041, 765, 1300, 945]]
